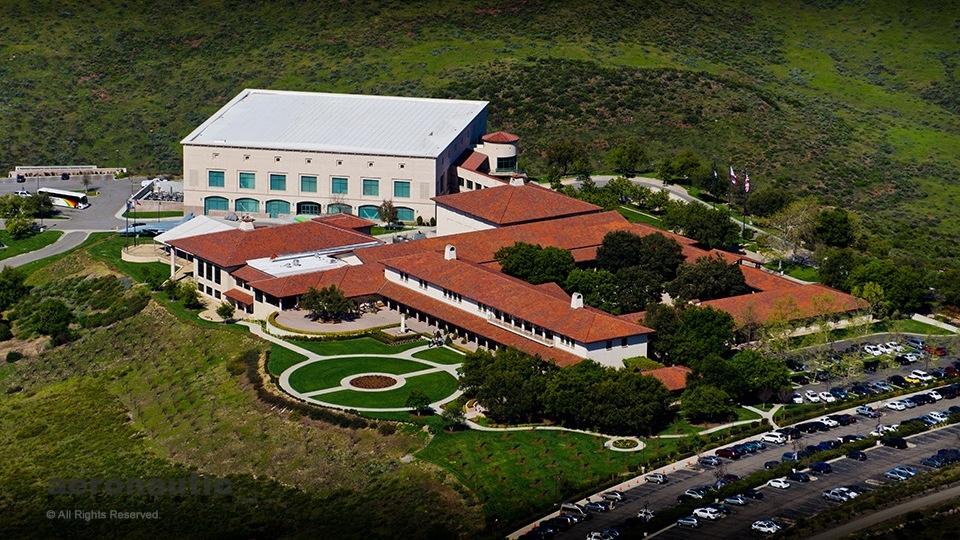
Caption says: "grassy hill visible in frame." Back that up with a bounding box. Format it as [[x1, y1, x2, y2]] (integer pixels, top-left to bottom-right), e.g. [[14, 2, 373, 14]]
[[4, 1, 958, 266]]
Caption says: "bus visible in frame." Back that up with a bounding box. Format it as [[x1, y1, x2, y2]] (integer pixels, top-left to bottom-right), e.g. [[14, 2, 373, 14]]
[[37, 187, 90, 209]]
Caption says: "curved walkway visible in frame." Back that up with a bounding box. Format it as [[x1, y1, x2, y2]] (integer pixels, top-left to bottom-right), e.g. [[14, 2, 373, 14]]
[[0, 229, 90, 268]]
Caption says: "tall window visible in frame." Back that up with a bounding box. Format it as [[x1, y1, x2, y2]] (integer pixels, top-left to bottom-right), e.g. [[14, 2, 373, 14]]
[[394, 180, 411, 198], [269, 174, 286, 191], [239, 172, 255, 189], [362, 179, 379, 196], [300, 175, 317, 193], [496, 156, 518, 171], [332, 177, 348, 194], [208, 170, 225, 188]]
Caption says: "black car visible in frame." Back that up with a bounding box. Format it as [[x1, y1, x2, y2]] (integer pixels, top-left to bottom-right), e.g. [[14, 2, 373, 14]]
[[742, 488, 764, 500], [941, 386, 959, 399], [912, 394, 935, 405], [787, 471, 811, 482], [776, 427, 802, 440], [864, 359, 881, 372], [849, 384, 871, 396], [829, 414, 857, 426], [764, 460, 781, 470], [796, 421, 827, 434], [881, 436, 908, 449], [847, 449, 868, 461], [895, 355, 912, 366], [921, 455, 947, 468], [810, 461, 833, 474], [839, 434, 866, 444], [889, 375, 908, 387]]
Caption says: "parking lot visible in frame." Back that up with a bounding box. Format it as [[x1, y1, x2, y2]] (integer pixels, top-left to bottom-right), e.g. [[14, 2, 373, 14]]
[[543, 336, 960, 540]]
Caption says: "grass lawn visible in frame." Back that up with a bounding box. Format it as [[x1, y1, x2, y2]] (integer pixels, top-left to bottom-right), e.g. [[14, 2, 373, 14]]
[[370, 225, 414, 235], [418, 428, 672, 526], [412, 347, 464, 365], [318, 371, 458, 408], [287, 357, 430, 393], [85, 234, 169, 284], [736, 407, 763, 421], [616, 206, 663, 227], [658, 417, 702, 436], [0, 229, 63, 260], [268, 344, 308, 376], [289, 336, 427, 356], [763, 260, 820, 282]]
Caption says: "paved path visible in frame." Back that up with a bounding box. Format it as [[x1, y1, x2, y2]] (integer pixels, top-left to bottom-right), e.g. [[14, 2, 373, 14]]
[[805, 482, 960, 540], [0, 230, 90, 268]]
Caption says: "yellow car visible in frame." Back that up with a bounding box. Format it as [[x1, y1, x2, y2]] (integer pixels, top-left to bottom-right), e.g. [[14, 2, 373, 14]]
[[903, 375, 921, 384]]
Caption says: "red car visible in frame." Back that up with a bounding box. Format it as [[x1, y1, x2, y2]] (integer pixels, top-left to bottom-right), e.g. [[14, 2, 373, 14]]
[[925, 345, 947, 356], [715, 447, 741, 459], [945, 366, 959, 378]]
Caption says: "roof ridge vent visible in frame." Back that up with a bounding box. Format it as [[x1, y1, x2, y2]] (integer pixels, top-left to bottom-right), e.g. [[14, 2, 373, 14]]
[[444, 244, 457, 260], [571, 292, 583, 309]]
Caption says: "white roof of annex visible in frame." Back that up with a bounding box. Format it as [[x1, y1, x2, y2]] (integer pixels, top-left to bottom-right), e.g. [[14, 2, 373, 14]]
[[181, 89, 489, 159], [154, 215, 238, 245]]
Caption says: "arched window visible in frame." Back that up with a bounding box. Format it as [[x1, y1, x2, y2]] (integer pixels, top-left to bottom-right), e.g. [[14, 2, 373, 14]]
[[235, 198, 260, 213], [297, 201, 321, 215], [357, 205, 380, 220], [396, 207, 415, 222], [203, 196, 229, 215], [265, 200, 291, 218], [327, 203, 352, 215]]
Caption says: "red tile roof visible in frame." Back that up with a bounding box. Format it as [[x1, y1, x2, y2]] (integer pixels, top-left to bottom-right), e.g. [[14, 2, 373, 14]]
[[700, 281, 867, 327], [380, 281, 584, 367], [381, 251, 652, 343], [433, 183, 601, 226], [481, 131, 520, 144], [230, 265, 274, 283], [460, 150, 489, 172], [251, 264, 385, 299], [642, 366, 692, 392], [311, 213, 375, 231], [167, 221, 378, 268], [224, 288, 254, 306]]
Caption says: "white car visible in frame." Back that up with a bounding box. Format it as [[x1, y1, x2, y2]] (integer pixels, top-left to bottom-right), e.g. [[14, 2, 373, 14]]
[[911, 370, 934, 382], [886, 342, 904, 353], [791, 393, 804, 404], [817, 416, 840, 428], [819, 392, 837, 403], [863, 344, 883, 356], [904, 351, 923, 362], [751, 520, 781, 534], [886, 401, 907, 411], [761, 432, 787, 444], [805, 390, 821, 403], [768, 478, 791, 489], [692, 507, 722, 521], [876, 343, 893, 355], [929, 390, 943, 401], [14, 189, 31, 197], [928, 411, 948, 422]]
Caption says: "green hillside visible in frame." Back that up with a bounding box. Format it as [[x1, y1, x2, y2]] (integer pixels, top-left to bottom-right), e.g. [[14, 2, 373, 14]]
[[2, 0, 959, 262]]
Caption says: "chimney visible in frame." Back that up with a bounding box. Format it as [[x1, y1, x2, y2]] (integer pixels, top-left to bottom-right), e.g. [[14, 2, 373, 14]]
[[509, 175, 525, 187], [571, 292, 583, 309], [239, 215, 255, 231], [444, 244, 457, 260]]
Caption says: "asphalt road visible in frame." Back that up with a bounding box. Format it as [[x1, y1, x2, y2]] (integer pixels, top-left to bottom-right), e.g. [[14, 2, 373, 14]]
[[1, 175, 147, 231], [550, 396, 960, 540]]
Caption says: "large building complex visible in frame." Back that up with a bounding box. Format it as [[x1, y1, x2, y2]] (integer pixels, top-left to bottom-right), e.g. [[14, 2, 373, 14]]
[[181, 89, 494, 222]]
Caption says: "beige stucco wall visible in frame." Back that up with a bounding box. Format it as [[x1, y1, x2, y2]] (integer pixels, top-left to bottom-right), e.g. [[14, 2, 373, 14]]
[[435, 205, 495, 237]]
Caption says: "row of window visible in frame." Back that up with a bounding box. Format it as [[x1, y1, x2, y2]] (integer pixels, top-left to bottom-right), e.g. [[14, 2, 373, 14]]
[[203, 196, 415, 221], [208, 171, 411, 198], [197, 259, 222, 285]]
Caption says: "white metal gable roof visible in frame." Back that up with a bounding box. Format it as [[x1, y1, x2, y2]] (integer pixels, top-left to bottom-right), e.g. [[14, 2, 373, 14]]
[[181, 89, 488, 159]]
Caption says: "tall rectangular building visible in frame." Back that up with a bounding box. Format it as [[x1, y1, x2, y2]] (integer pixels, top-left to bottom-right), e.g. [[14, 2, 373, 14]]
[[181, 89, 488, 223]]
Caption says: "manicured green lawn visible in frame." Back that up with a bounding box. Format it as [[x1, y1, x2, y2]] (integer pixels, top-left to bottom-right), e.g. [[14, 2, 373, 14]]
[[418, 428, 675, 525], [658, 416, 702, 436], [86, 235, 169, 284], [736, 407, 763, 421], [289, 337, 426, 356], [268, 344, 308, 376], [616, 206, 663, 227], [287, 357, 430, 393], [0, 230, 63, 260], [412, 347, 464, 365], [318, 371, 458, 408]]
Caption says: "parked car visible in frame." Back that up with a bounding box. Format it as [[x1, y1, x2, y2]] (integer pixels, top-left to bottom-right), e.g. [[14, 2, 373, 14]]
[[839, 434, 866, 444], [893, 465, 918, 477], [805, 390, 821, 403], [751, 520, 781, 534], [786, 471, 811, 483], [698, 456, 722, 467], [873, 381, 893, 392], [906, 337, 926, 350], [791, 392, 804, 404], [723, 495, 748, 506], [817, 416, 840, 428], [830, 387, 850, 400], [715, 447, 741, 459], [781, 452, 800, 462], [902, 397, 918, 408], [603, 490, 625, 501], [584, 501, 612, 513], [819, 391, 837, 403], [762, 432, 787, 444], [764, 460, 781, 470], [822, 489, 850, 502], [742, 488, 764, 500], [856, 405, 882, 418], [692, 507, 722, 521], [925, 345, 947, 356], [921, 455, 947, 468], [768, 478, 791, 489], [884, 469, 910, 481], [810, 461, 833, 474], [889, 375, 908, 387], [911, 370, 935, 382], [895, 355, 912, 366], [881, 437, 908, 449], [847, 449, 868, 461], [676, 516, 701, 528], [887, 401, 907, 411], [904, 375, 921, 385], [645, 473, 667, 484]]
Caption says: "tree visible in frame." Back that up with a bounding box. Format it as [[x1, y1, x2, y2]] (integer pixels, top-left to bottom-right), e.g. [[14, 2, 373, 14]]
[[681, 385, 734, 423], [35, 298, 74, 337], [611, 266, 663, 313], [939, 268, 960, 309], [815, 247, 866, 290], [642, 303, 681, 363], [405, 390, 432, 415], [595, 230, 683, 280], [766, 197, 820, 258], [4, 214, 33, 240], [177, 281, 204, 309], [378, 199, 399, 225], [607, 141, 647, 176], [846, 259, 925, 313], [216, 302, 236, 322], [667, 255, 748, 303], [595, 231, 643, 273], [22, 192, 53, 219], [545, 140, 584, 175], [300, 284, 356, 322], [671, 306, 736, 365], [564, 268, 616, 312], [459, 347, 556, 424], [662, 202, 739, 249], [81, 174, 92, 193], [816, 208, 855, 248], [440, 407, 466, 431], [0, 266, 29, 311], [494, 242, 575, 285], [726, 350, 791, 404], [542, 360, 608, 427], [747, 188, 794, 217]]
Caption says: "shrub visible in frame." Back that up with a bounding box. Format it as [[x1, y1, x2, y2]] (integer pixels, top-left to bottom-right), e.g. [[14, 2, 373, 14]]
[[5, 351, 23, 362], [377, 422, 397, 436]]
